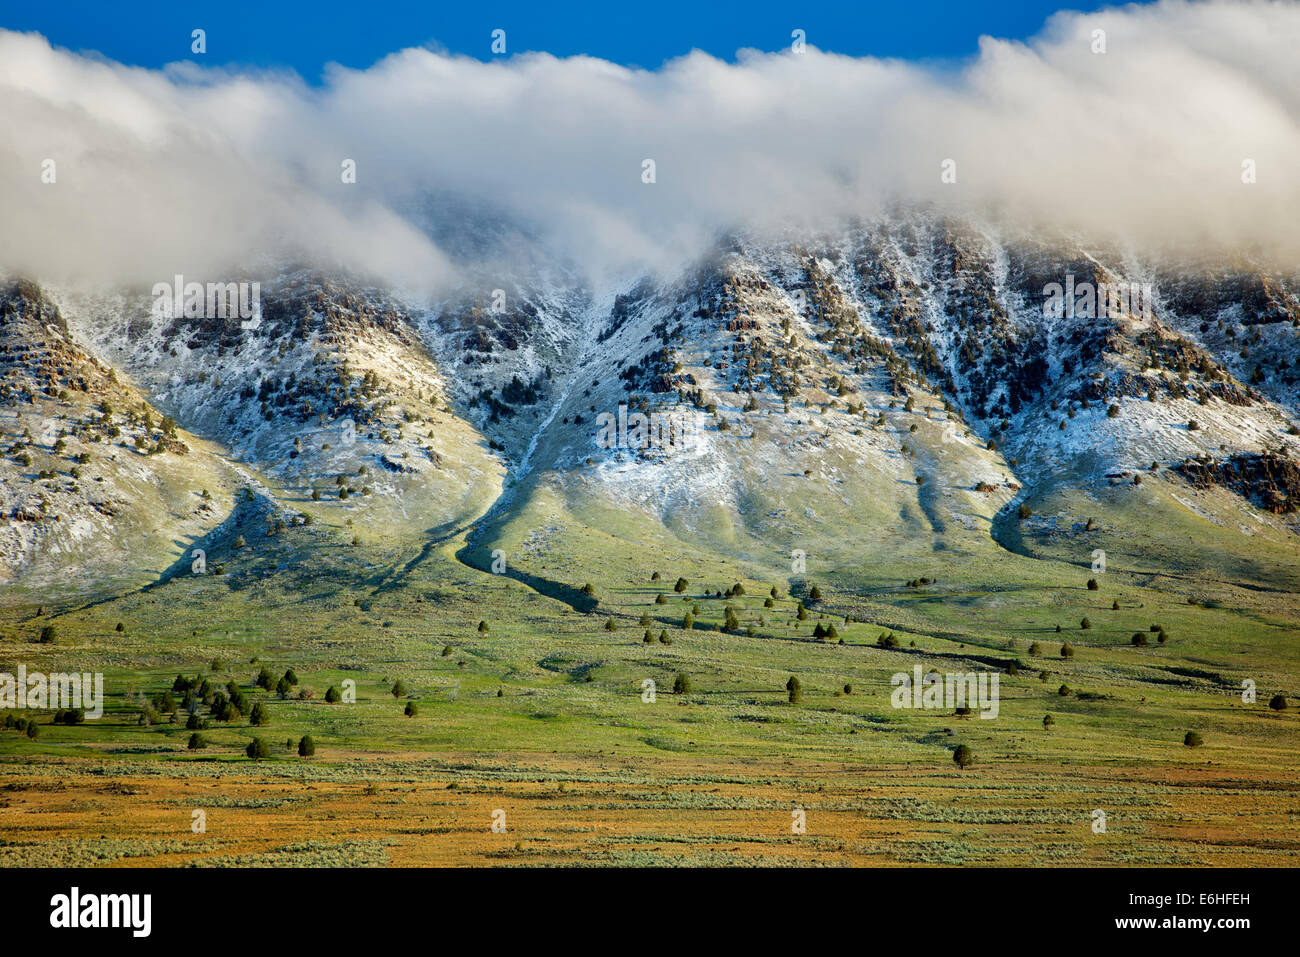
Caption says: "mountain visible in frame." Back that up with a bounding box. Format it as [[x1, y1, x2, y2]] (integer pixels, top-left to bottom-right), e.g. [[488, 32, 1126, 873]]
[[2, 210, 1298, 603], [6, 210, 1300, 868], [0, 280, 238, 596]]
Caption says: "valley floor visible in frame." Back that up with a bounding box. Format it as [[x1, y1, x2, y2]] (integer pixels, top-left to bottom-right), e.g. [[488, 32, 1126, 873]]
[[2, 472, 1299, 868], [3, 753, 1298, 867]]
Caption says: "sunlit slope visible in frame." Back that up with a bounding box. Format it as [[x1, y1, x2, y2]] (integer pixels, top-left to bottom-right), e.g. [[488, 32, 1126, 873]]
[[0, 281, 239, 600]]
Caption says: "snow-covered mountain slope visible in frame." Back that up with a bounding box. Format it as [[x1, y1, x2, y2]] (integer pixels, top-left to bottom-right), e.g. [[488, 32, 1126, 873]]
[[3, 210, 1298, 595], [482, 215, 1300, 580], [0, 281, 238, 595], [55, 272, 505, 538]]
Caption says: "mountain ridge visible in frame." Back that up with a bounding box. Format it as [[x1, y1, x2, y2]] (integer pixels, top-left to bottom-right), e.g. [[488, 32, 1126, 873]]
[[3, 211, 1299, 599]]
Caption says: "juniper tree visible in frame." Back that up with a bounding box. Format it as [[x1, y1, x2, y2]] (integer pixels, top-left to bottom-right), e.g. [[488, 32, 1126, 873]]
[[249, 702, 270, 726]]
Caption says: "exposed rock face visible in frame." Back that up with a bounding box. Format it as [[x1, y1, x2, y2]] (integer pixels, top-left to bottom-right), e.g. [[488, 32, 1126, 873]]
[[1178, 453, 1300, 514]]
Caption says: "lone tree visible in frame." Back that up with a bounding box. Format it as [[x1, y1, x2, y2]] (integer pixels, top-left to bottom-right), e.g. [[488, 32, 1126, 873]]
[[787, 676, 802, 704], [1043, 714, 1055, 729], [245, 737, 270, 760], [249, 702, 271, 726], [187, 733, 207, 750], [953, 744, 973, 770], [1086, 578, 1099, 590], [478, 620, 489, 633], [1184, 730, 1204, 748], [808, 586, 822, 601], [1060, 642, 1075, 658], [404, 701, 418, 717], [391, 680, 406, 698], [298, 735, 315, 757], [673, 673, 692, 694], [324, 685, 341, 703], [674, 577, 688, 594], [1269, 694, 1287, 712]]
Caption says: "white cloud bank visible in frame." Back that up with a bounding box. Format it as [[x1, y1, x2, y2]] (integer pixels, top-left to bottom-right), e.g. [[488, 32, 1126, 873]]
[[0, 0, 1297, 295]]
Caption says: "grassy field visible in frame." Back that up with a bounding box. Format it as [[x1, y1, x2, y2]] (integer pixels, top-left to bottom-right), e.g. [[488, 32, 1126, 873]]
[[3, 457, 1299, 867]]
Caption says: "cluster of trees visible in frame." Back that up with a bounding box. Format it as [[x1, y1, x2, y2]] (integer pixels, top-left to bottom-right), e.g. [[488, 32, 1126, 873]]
[[1, 713, 39, 738], [152, 663, 308, 729]]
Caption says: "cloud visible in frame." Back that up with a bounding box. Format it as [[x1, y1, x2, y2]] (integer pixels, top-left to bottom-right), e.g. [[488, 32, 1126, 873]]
[[0, 0, 1296, 296]]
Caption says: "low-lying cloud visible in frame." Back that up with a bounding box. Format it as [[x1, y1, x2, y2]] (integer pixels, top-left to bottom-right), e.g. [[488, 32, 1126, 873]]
[[0, 0, 1296, 297]]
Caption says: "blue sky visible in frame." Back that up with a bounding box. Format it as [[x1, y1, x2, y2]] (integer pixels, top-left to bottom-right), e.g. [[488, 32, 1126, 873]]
[[0, 0, 1121, 78]]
